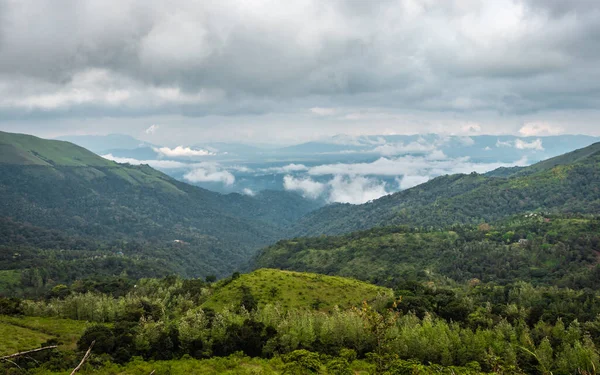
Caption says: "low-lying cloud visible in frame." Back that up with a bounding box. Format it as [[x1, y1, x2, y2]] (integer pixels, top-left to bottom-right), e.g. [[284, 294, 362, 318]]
[[306, 152, 528, 178], [328, 175, 388, 204], [283, 176, 326, 199], [183, 163, 235, 185], [496, 138, 544, 151], [102, 154, 235, 186], [283, 175, 389, 204], [154, 146, 215, 158], [283, 151, 528, 204], [515, 139, 544, 150]]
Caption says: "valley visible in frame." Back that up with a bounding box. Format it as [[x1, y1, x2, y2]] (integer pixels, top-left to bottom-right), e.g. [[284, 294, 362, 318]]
[[2, 131, 600, 374]]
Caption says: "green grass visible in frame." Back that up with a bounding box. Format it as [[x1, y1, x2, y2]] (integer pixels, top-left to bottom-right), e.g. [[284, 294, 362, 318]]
[[0, 316, 93, 352], [0, 321, 53, 356], [203, 268, 392, 312]]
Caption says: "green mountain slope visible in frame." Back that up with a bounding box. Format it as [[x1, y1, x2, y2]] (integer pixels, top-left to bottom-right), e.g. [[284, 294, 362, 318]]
[[291, 142, 600, 236], [0, 131, 318, 284], [258, 215, 600, 288], [0, 131, 115, 167]]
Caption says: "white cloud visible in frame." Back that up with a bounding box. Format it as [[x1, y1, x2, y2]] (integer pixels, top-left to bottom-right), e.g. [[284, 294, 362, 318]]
[[184, 164, 235, 185], [426, 150, 448, 160], [515, 138, 544, 150], [458, 136, 476, 146], [461, 124, 482, 133], [145, 124, 159, 134], [306, 154, 528, 179], [283, 174, 389, 204], [242, 188, 255, 196], [283, 175, 326, 199], [327, 175, 388, 204], [154, 146, 215, 157], [519, 123, 564, 136], [282, 152, 529, 204]]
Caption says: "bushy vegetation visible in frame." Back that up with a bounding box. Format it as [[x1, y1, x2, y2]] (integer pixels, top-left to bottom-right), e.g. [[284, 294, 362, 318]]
[[2, 268, 600, 374]]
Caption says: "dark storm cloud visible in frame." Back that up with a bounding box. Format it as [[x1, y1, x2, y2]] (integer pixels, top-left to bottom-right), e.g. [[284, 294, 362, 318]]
[[0, 0, 599, 138]]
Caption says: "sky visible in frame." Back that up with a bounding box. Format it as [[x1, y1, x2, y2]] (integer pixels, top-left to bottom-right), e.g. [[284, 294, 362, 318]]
[[1, 0, 600, 145]]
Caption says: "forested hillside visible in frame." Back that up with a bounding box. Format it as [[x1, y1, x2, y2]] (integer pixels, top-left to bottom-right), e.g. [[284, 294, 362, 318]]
[[258, 214, 600, 289], [291, 142, 600, 236], [0, 131, 318, 288]]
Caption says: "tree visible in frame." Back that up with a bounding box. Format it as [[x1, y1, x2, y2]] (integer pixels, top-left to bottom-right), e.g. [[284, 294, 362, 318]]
[[205, 275, 217, 283]]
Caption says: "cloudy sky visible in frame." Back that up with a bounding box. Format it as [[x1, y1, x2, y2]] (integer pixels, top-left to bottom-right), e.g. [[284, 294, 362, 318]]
[[1, 0, 599, 144]]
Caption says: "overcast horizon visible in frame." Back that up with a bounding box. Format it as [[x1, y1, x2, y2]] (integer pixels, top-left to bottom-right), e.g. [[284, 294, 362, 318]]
[[0, 0, 599, 145]]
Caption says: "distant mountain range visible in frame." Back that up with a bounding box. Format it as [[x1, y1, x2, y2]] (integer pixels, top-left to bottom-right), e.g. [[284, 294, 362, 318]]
[[56, 133, 600, 163]]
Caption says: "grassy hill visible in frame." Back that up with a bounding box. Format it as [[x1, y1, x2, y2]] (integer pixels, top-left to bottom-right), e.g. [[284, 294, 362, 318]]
[[0, 131, 319, 291], [258, 215, 600, 288], [291, 142, 600, 237], [203, 268, 392, 311]]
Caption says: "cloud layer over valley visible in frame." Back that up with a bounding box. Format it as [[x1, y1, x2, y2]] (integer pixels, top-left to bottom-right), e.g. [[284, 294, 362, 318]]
[[100, 133, 563, 204]]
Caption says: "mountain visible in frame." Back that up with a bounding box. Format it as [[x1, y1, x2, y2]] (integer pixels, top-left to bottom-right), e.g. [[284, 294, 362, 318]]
[[0, 131, 319, 286], [257, 214, 600, 289], [275, 134, 600, 162], [291, 142, 600, 236], [1, 132, 115, 167], [55, 134, 153, 154]]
